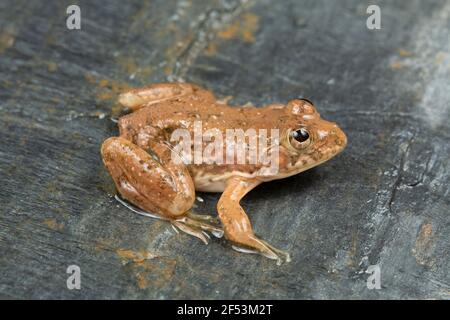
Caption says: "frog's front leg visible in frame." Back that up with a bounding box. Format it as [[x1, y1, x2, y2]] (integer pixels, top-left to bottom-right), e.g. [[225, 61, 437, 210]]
[[217, 177, 291, 265], [101, 137, 222, 243]]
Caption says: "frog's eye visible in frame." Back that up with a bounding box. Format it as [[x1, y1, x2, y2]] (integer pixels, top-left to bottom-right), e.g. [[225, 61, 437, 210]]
[[293, 128, 309, 142], [298, 98, 314, 106], [287, 99, 316, 115], [289, 128, 311, 149]]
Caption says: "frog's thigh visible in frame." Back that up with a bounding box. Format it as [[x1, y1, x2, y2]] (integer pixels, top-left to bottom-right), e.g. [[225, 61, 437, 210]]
[[101, 137, 195, 219], [118, 83, 213, 111]]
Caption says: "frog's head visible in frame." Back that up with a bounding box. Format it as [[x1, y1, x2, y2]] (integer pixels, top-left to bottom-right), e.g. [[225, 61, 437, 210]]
[[278, 99, 347, 176]]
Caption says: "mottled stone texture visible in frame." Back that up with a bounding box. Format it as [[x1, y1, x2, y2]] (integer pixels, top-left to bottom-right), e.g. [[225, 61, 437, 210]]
[[0, 0, 449, 299]]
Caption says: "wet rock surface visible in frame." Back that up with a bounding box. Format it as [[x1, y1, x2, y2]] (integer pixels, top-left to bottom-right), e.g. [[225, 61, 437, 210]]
[[0, 0, 449, 299]]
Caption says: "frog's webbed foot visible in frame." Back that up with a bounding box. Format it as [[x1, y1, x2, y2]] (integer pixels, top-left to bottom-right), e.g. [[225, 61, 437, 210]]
[[186, 211, 221, 226], [232, 238, 291, 266], [115, 194, 223, 245], [172, 213, 224, 245]]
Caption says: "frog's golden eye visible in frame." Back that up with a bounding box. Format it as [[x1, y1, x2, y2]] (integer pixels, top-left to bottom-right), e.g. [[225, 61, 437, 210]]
[[289, 128, 311, 149]]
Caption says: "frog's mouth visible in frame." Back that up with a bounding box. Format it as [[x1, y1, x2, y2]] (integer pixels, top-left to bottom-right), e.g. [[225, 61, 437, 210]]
[[276, 140, 346, 179]]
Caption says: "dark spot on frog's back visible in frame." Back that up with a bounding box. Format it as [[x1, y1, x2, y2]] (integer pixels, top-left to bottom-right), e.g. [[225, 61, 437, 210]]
[[162, 126, 175, 135], [278, 115, 291, 122], [175, 171, 184, 178], [160, 126, 177, 141]]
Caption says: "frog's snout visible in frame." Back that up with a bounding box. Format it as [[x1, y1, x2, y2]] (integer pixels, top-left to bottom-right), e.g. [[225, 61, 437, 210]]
[[331, 124, 347, 149]]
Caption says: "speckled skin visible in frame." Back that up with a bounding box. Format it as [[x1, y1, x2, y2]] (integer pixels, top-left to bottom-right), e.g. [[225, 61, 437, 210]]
[[101, 83, 347, 263]]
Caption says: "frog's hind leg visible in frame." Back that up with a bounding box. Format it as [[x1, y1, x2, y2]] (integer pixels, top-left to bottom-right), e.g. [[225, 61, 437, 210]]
[[118, 83, 215, 111], [101, 136, 223, 243], [101, 136, 195, 219]]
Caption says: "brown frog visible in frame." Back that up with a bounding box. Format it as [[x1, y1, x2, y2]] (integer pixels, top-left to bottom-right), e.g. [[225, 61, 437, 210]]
[[101, 83, 347, 264]]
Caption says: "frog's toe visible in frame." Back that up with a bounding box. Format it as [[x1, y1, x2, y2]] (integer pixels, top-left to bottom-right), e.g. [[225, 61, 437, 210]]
[[230, 236, 291, 265], [187, 211, 221, 228], [184, 215, 224, 239], [172, 214, 224, 244], [261, 240, 291, 264], [172, 221, 210, 245]]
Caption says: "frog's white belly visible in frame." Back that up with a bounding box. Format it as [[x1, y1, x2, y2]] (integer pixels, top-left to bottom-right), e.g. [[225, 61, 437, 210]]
[[192, 169, 268, 193], [194, 178, 227, 193]]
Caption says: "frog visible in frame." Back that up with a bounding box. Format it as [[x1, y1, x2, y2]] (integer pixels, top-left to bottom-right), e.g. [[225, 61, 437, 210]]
[[101, 83, 347, 264]]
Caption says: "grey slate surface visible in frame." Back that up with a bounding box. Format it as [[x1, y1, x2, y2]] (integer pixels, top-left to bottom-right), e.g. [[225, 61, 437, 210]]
[[0, 0, 449, 299]]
